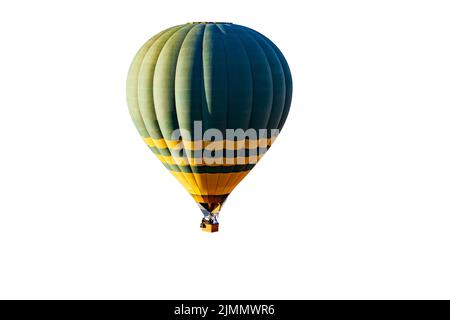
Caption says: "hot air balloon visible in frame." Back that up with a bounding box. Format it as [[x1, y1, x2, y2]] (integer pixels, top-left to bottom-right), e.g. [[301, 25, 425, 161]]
[[126, 22, 292, 232]]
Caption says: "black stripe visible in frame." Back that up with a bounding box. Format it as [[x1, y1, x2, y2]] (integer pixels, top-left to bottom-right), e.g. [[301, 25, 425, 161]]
[[167, 164, 255, 173]]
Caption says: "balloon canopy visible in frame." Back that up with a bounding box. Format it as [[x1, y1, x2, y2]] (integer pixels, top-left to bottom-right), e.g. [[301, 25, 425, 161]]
[[127, 22, 292, 232]]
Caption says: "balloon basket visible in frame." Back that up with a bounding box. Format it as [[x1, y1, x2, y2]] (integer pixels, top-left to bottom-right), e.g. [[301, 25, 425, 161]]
[[200, 222, 219, 233]]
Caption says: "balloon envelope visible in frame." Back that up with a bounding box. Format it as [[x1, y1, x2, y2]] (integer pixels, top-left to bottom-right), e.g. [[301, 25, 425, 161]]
[[126, 22, 292, 231]]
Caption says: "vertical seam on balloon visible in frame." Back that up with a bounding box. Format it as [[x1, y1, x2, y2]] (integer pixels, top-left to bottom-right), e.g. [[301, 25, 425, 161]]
[[176, 24, 208, 197], [218, 24, 253, 197], [213, 24, 235, 197], [208, 26, 236, 197], [275, 51, 293, 131], [269, 44, 292, 130], [260, 33, 292, 130], [255, 34, 286, 130], [198, 24, 210, 197], [138, 26, 183, 139], [244, 28, 286, 129], [137, 26, 190, 186], [221, 24, 253, 191], [168, 25, 203, 195], [131, 34, 160, 138], [134, 27, 181, 159], [239, 26, 275, 130], [197, 24, 208, 197], [227, 26, 256, 179], [212, 24, 230, 196], [174, 25, 206, 197], [133, 32, 168, 159], [230, 27, 254, 130], [238, 26, 289, 131], [152, 25, 197, 192]]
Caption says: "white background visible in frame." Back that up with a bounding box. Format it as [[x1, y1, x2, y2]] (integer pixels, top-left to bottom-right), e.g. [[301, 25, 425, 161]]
[[0, 0, 449, 299]]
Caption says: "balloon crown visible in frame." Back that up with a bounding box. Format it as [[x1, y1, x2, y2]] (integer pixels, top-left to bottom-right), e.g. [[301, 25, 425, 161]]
[[189, 22, 233, 24]]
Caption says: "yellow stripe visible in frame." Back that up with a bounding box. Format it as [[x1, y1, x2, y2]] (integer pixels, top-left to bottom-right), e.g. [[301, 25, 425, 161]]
[[146, 137, 258, 199], [143, 137, 154, 147], [144, 137, 276, 150], [156, 154, 265, 166], [144, 137, 182, 149]]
